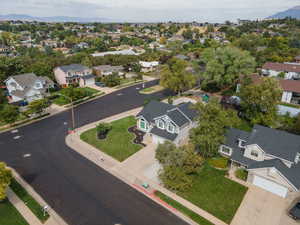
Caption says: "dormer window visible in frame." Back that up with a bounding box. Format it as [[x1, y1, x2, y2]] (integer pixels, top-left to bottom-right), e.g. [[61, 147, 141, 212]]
[[167, 123, 175, 133], [220, 145, 232, 156], [251, 150, 259, 157], [157, 120, 165, 129], [238, 139, 246, 148], [295, 153, 300, 164]]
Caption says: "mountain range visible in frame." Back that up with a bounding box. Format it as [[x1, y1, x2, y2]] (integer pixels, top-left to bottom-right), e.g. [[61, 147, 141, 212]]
[[0, 14, 111, 23], [268, 6, 300, 19]]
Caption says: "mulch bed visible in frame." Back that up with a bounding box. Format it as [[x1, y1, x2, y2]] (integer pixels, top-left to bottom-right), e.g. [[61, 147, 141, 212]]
[[128, 126, 146, 147]]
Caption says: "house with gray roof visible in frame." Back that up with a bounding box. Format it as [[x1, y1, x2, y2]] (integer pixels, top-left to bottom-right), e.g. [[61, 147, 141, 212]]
[[220, 125, 300, 198], [54, 64, 95, 87], [136, 101, 198, 146], [5, 73, 54, 103], [93, 65, 124, 77]]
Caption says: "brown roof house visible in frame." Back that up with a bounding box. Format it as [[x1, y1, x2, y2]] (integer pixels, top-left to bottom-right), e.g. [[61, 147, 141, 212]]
[[262, 62, 300, 80]]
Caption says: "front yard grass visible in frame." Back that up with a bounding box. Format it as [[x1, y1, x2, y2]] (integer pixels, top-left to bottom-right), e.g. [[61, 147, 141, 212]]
[[0, 198, 29, 225], [51, 87, 99, 106], [178, 164, 248, 224], [155, 191, 214, 225], [139, 85, 165, 94], [80, 116, 143, 161], [10, 178, 49, 223]]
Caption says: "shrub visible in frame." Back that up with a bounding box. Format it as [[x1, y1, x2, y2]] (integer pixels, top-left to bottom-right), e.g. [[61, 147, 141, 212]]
[[208, 157, 228, 169], [235, 169, 248, 181], [96, 123, 112, 139]]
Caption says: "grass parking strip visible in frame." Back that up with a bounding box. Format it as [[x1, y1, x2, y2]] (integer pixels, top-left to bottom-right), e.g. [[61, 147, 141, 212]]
[[10, 178, 49, 223], [155, 191, 214, 225]]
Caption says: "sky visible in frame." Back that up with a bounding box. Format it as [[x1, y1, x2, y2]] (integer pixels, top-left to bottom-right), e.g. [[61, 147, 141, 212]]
[[1, 0, 300, 22]]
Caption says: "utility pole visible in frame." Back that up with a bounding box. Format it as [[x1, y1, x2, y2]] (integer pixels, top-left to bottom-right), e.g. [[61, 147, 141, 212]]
[[71, 97, 75, 130]]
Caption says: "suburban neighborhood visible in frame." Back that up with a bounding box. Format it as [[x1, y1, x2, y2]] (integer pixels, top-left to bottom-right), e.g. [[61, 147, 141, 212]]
[[2, 2, 300, 225]]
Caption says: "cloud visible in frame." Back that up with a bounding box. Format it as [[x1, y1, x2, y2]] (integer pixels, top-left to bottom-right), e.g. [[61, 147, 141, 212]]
[[1, 0, 300, 22]]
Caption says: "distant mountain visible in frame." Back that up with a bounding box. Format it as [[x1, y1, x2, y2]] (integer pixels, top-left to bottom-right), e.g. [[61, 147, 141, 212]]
[[268, 6, 300, 19], [0, 14, 111, 23]]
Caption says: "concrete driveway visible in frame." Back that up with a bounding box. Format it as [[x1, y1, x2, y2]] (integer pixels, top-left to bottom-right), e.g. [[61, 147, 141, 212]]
[[231, 185, 299, 225]]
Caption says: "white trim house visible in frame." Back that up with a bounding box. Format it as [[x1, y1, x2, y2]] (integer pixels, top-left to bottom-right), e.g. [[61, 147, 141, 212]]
[[5, 73, 54, 103], [220, 125, 300, 198], [136, 101, 198, 146]]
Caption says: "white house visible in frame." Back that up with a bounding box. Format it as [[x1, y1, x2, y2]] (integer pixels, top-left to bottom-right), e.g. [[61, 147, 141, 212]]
[[139, 61, 159, 73], [136, 101, 198, 146], [220, 125, 300, 198], [5, 73, 54, 103], [54, 64, 95, 88], [262, 62, 300, 80]]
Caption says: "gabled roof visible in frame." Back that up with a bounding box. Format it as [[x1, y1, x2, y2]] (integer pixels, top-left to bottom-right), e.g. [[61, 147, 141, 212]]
[[137, 100, 175, 122], [151, 126, 178, 141], [248, 159, 300, 190], [167, 109, 189, 127], [262, 62, 300, 73], [8, 73, 38, 88], [137, 101, 197, 127], [247, 125, 300, 162], [57, 64, 90, 73]]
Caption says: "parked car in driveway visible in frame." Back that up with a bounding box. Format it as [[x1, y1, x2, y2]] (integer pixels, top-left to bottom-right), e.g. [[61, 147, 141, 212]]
[[289, 201, 300, 220], [95, 82, 106, 87]]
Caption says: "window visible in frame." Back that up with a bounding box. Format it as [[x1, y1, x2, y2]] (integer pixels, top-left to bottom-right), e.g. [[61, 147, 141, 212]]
[[295, 153, 300, 164], [140, 119, 147, 130], [157, 120, 164, 129], [220, 146, 232, 156], [250, 150, 259, 157], [167, 123, 175, 133], [238, 140, 246, 148]]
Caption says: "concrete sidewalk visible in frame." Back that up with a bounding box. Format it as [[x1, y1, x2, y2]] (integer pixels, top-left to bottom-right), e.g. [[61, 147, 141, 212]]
[[66, 107, 228, 225], [10, 169, 68, 225]]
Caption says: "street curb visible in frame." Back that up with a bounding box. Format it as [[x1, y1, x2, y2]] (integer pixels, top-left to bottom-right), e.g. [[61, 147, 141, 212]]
[[10, 168, 69, 225]]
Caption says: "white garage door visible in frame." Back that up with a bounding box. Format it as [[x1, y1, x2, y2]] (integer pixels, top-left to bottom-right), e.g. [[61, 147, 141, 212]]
[[253, 175, 288, 198], [152, 135, 165, 145]]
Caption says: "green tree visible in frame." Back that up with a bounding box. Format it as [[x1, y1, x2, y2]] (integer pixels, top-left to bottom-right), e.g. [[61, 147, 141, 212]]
[[190, 98, 240, 158], [201, 46, 256, 90], [103, 73, 121, 87], [27, 99, 50, 116], [160, 58, 196, 95], [0, 104, 19, 125], [292, 114, 300, 135], [239, 77, 282, 127], [159, 166, 192, 192], [0, 162, 12, 201]]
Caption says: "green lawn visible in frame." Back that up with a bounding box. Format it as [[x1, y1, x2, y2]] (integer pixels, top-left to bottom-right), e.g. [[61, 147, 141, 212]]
[[80, 116, 143, 161], [52, 87, 99, 106], [0, 199, 29, 225], [10, 178, 49, 223], [155, 191, 214, 225], [178, 164, 248, 224]]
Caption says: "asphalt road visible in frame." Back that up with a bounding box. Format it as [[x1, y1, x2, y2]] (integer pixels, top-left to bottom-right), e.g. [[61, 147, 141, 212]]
[[0, 80, 189, 225]]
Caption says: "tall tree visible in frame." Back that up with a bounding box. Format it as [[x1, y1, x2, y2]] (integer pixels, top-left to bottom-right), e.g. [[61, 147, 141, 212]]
[[201, 46, 256, 90], [239, 77, 282, 127], [0, 105, 19, 125], [27, 99, 50, 116], [190, 98, 240, 158], [160, 58, 196, 95], [0, 162, 12, 201]]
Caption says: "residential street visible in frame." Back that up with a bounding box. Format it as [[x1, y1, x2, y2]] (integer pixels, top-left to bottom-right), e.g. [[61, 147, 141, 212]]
[[0, 80, 188, 225]]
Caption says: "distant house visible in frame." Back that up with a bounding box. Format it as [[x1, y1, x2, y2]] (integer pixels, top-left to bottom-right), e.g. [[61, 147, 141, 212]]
[[240, 75, 300, 105], [136, 101, 198, 146], [261, 62, 300, 80], [91, 49, 140, 57], [93, 65, 125, 77], [175, 54, 189, 61], [0, 44, 11, 56], [5, 73, 54, 103], [54, 64, 95, 88], [75, 42, 89, 49], [220, 125, 300, 198], [139, 61, 159, 73], [295, 55, 300, 64]]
